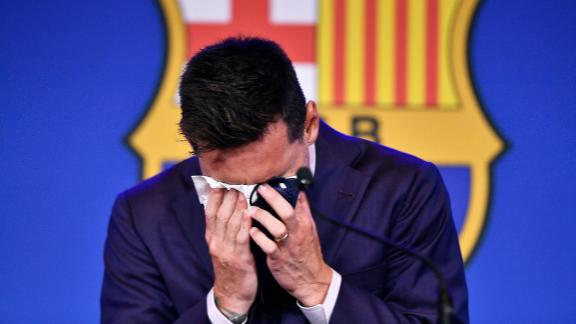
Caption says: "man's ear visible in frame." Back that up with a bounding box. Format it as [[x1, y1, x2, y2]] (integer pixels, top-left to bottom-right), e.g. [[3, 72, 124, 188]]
[[304, 101, 320, 144]]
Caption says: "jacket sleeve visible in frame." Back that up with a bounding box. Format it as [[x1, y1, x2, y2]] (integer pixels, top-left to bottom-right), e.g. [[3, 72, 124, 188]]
[[100, 193, 210, 324], [330, 162, 469, 323]]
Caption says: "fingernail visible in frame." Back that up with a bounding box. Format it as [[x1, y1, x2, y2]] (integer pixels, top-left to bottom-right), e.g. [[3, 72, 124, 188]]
[[258, 184, 269, 192]]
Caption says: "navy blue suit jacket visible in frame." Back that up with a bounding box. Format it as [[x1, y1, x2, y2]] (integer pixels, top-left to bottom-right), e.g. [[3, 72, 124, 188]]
[[101, 122, 469, 323]]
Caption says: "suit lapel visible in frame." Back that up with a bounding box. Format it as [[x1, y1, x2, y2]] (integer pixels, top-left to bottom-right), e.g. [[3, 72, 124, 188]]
[[308, 122, 371, 266]]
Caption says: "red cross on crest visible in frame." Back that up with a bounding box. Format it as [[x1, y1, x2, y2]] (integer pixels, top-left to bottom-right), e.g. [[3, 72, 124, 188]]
[[184, 0, 315, 63]]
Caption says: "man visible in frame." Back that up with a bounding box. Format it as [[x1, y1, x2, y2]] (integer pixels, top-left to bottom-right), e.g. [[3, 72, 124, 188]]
[[101, 37, 468, 323]]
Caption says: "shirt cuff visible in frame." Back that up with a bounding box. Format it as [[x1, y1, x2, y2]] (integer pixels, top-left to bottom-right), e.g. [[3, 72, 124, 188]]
[[296, 268, 342, 324], [206, 288, 248, 324]]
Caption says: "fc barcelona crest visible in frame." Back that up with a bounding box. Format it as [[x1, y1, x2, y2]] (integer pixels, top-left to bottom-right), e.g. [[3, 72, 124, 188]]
[[130, 0, 503, 262]]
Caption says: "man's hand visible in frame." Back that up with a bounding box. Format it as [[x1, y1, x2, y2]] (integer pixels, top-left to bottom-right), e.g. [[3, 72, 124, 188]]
[[248, 184, 332, 306], [205, 189, 257, 315]]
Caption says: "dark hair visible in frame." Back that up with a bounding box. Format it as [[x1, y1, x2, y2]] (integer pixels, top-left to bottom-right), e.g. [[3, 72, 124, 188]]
[[179, 36, 306, 153]]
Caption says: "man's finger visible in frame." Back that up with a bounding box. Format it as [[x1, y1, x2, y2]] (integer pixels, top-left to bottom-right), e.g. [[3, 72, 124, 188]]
[[214, 189, 238, 239], [247, 207, 288, 241], [235, 212, 252, 250], [205, 188, 224, 239], [295, 191, 316, 231], [249, 227, 278, 255], [295, 191, 312, 220], [257, 184, 296, 228], [225, 192, 247, 245]]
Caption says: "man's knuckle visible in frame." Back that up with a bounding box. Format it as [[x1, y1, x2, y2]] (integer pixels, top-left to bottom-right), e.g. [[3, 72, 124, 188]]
[[236, 235, 247, 245], [269, 245, 278, 254], [268, 259, 282, 271], [205, 211, 217, 221], [209, 244, 220, 256], [216, 212, 229, 222], [281, 211, 294, 221]]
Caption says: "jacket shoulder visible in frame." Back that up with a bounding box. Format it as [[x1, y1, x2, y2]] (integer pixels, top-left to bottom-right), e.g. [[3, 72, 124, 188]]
[[120, 158, 197, 207], [318, 121, 431, 174], [349, 135, 434, 176]]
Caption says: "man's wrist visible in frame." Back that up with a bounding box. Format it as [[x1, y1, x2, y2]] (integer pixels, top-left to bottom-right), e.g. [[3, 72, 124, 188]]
[[214, 296, 248, 324], [296, 269, 342, 324], [295, 265, 333, 306], [212, 283, 254, 314]]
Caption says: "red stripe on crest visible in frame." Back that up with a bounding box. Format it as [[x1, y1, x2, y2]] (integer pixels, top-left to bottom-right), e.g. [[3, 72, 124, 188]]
[[395, 0, 408, 106], [186, 0, 314, 63], [426, 0, 439, 107], [365, 0, 377, 106], [334, 0, 346, 105]]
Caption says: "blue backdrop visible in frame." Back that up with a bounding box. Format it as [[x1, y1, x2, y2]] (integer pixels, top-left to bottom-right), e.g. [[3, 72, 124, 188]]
[[1, 0, 575, 322]]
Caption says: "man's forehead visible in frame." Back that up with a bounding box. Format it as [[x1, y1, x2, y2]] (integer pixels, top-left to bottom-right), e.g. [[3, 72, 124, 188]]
[[198, 154, 283, 185], [199, 122, 288, 160], [196, 120, 301, 184], [198, 144, 288, 185]]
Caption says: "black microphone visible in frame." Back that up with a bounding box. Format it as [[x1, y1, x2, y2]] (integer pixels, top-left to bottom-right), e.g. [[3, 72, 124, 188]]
[[296, 167, 454, 324]]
